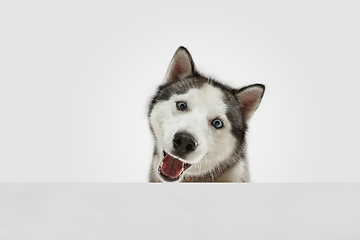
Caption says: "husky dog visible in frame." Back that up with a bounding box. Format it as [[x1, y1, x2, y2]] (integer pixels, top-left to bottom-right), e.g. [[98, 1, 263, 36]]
[[148, 47, 265, 182]]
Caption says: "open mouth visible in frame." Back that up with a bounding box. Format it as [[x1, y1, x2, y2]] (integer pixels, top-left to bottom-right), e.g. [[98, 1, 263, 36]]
[[158, 151, 192, 182]]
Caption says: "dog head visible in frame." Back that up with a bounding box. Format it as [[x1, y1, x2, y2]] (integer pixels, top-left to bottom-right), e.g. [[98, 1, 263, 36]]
[[149, 47, 264, 182]]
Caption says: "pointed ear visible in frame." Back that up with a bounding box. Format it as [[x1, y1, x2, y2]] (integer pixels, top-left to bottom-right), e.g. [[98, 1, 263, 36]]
[[236, 84, 265, 122], [163, 46, 195, 83]]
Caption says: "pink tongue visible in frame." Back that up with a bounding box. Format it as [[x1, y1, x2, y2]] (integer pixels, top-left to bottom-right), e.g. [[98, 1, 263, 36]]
[[161, 154, 184, 179]]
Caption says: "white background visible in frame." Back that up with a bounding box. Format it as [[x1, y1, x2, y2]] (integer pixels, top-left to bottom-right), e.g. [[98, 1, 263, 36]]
[[1, 1, 360, 182]]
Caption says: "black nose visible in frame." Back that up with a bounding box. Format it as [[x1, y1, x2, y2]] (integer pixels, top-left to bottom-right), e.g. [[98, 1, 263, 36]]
[[173, 132, 197, 157]]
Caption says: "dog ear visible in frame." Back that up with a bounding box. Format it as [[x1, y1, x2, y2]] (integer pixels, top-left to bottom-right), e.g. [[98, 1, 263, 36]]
[[236, 84, 265, 122], [164, 46, 195, 83]]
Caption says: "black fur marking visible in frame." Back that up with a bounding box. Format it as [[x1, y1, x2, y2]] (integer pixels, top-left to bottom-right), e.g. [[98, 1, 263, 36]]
[[148, 74, 205, 116]]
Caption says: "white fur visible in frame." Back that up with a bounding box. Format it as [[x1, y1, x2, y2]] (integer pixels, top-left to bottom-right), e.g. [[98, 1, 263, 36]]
[[150, 84, 238, 182]]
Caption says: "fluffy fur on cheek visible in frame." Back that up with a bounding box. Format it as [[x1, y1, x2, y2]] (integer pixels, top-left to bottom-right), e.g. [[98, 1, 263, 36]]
[[149, 102, 168, 153], [206, 120, 237, 161]]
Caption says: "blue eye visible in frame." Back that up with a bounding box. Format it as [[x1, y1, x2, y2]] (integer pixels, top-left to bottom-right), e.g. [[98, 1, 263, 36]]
[[176, 101, 187, 111], [212, 119, 223, 129]]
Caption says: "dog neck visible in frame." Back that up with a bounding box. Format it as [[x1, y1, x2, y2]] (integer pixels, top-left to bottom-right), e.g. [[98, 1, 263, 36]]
[[183, 166, 222, 182], [182, 160, 236, 182]]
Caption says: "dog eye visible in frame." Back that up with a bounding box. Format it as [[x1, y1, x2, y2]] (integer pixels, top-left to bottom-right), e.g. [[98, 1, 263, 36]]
[[212, 119, 223, 129], [176, 101, 187, 111]]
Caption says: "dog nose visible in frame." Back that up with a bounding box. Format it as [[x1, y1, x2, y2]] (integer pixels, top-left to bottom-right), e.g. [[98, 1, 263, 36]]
[[173, 132, 197, 156]]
